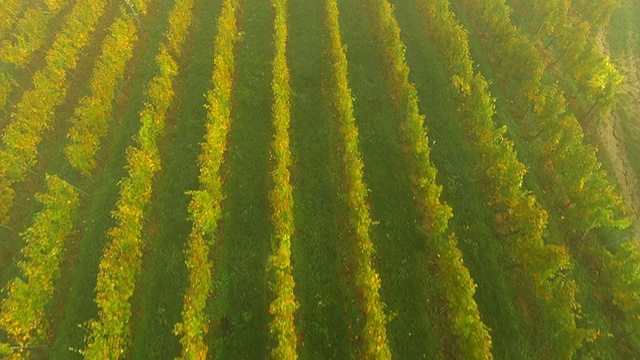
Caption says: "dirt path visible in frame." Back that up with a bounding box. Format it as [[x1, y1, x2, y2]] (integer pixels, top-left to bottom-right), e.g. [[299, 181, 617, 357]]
[[597, 30, 640, 240]]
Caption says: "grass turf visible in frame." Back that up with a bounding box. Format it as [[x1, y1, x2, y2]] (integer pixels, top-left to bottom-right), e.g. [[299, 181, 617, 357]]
[[287, 0, 357, 357], [205, 0, 274, 356]]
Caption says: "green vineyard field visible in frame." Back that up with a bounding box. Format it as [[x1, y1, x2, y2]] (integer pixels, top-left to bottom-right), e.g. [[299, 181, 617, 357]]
[[0, 0, 638, 358]]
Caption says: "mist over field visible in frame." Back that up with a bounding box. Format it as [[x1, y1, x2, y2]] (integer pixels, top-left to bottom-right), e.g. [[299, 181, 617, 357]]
[[0, 0, 638, 358]]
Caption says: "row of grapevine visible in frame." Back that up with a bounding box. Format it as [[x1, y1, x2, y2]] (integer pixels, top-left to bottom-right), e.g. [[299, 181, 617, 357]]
[[0, 175, 79, 359], [453, 0, 639, 343], [364, 0, 493, 358], [82, 0, 194, 357], [0, 343, 9, 356], [420, 0, 597, 357], [0, 0, 73, 113], [457, 0, 634, 282], [0, 0, 110, 224], [268, 0, 298, 357], [508, 0, 622, 121], [454, 0, 628, 234], [568, 0, 619, 30], [324, 0, 391, 358], [0, 0, 28, 42], [0, 0, 71, 68], [172, 0, 239, 358], [64, 7, 142, 175]]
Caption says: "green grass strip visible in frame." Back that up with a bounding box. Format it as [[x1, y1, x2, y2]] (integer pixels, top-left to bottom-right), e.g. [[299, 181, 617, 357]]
[[82, 0, 195, 357], [173, 0, 238, 358], [65, 6, 144, 175], [0, 175, 79, 359], [268, 0, 298, 357], [0, 0, 109, 224]]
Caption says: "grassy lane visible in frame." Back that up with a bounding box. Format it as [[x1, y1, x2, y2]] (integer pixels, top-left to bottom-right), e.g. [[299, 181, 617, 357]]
[[48, 1, 173, 357], [127, 0, 222, 358], [207, 0, 273, 357], [338, 0, 441, 358], [389, 1, 537, 357], [608, 0, 640, 58], [287, 0, 355, 357]]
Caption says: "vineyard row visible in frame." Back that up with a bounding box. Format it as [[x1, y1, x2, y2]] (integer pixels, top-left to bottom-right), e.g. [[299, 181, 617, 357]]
[[0, 176, 79, 359], [65, 6, 141, 175], [82, 0, 193, 357], [0, 0, 110, 224], [423, 0, 595, 356], [267, 0, 299, 357], [366, 0, 494, 357], [0, 0, 74, 112], [458, 0, 639, 344], [173, 0, 239, 358]]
